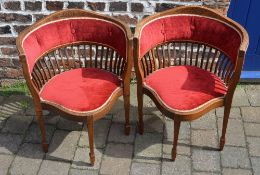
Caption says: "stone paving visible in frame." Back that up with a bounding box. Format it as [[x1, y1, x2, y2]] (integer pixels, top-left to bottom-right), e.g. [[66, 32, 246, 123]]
[[0, 84, 259, 175]]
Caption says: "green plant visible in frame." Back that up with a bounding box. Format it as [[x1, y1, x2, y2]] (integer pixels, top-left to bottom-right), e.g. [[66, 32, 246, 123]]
[[0, 81, 30, 97]]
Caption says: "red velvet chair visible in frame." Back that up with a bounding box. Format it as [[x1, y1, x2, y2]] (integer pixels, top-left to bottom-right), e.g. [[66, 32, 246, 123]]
[[16, 9, 132, 165], [134, 6, 248, 160]]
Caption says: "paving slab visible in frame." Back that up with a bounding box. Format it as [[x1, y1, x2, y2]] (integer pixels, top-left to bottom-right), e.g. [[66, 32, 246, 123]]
[[246, 89, 260, 106], [222, 168, 252, 175], [33, 114, 60, 125], [244, 123, 260, 137], [162, 155, 191, 175], [221, 146, 251, 169], [232, 87, 250, 106], [25, 102, 49, 115], [2, 115, 33, 134], [164, 121, 191, 141], [191, 111, 217, 130], [247, 137, 260, 157], [130, 162, 160, 175], [0, 154, 14, 175], [251, 157, 260, 175], [100, 143, 133, 175], [134, 133, 163, 164], [163, 139, 191, 157], [108, 123, 135, 144], [0, 133, 23, 154], [69, 168, 98, 175], [191, 129, 218, 148], [193, 172, 220, 175], [192, 149, 221, 172], [143, 114, 164, 133], [38, 159, 70, 175], [241, 107, 260, 123], [72, 147, 103, 170], [217, 118, 246, 147], [79, 119, 111, 148], [57, 117, 83, 131], [9, 143, 44, 175], [25, 123, 55, 144], [112, 106, 138, 124], [46, 130, 80, 161], [216, 107, 241, 119]]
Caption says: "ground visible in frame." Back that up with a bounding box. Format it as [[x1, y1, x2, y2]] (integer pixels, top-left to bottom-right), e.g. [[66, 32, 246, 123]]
[[0, 84, 259, 175]]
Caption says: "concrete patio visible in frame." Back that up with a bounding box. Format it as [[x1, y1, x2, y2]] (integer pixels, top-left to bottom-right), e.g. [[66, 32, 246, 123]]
[[0, 84, 259, 175]]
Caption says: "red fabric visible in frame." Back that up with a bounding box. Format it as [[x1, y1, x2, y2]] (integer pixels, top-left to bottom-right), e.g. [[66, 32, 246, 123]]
[[140, 15, 241, 63], [144, 66, 227, 111], [40, 68, 121, 112], [23, 18, 127, 73]]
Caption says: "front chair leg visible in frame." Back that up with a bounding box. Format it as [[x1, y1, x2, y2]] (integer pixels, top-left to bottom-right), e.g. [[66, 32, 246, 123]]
[[35, 108, 48, 153], [172, 120, 181, 161], [137, 86, 144, 134], [220, 104, 231, 151], [87, 117, 95, 166], [123, 91, 131, 135]]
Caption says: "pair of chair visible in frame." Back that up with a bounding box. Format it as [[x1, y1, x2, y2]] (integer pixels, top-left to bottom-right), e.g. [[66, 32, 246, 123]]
[[16, 6, 248, 166]]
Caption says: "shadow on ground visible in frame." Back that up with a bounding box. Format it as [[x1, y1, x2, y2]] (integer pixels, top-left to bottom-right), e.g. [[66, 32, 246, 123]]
[[0, 90, 222, 169]]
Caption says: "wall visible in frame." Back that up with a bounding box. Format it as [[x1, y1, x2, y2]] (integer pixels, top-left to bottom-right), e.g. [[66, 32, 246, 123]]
[[0, 0, 230, 86]]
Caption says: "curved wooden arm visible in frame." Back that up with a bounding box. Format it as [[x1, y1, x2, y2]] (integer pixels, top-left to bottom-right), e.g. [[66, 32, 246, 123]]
[[226, 50, 247, 100], [19, 54, 41, 105]]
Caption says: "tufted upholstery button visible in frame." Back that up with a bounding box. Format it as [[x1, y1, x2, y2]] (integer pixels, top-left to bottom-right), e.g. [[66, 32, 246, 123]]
[[71, 29, 76, 34], [190, 25, 195, 30]]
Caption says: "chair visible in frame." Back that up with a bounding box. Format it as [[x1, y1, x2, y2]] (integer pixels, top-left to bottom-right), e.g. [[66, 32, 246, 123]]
[[16, 9, 133, 165], [133, 6, 248, 160]]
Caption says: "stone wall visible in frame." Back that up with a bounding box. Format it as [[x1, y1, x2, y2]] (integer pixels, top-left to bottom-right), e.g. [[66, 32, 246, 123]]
[[0, 0, 230, 86]]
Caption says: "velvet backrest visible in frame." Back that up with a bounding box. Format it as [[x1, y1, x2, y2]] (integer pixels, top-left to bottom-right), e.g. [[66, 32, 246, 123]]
[[22, 17, 127, 74], [139, 15, 242, 64]]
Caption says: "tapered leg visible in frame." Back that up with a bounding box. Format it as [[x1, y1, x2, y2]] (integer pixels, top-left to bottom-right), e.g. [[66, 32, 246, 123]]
[[87, 117, 95, 166], [220, 104, 231, 150], [35, 109, 48, 153], [171, 120, 181, 161], [123, 90, 131, 135], [137, 86, 144, 134]]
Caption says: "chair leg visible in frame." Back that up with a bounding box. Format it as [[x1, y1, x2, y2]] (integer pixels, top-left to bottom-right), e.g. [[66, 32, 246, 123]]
[[220, 104, 231, 151], [123, 90, 131, 135], [87, 117, 95, 166], [137, 86, 144, 135], [35, 108, 48, 153], [171, 120, 181, 161]]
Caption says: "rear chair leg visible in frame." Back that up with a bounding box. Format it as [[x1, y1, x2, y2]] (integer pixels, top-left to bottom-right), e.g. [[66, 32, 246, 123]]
[[172, 120, 181, 161], [220, 104, 231, 150], [87, 117, 95, 166], [35, 109, 48, 153], [137, 86, 144, 134], [123, 91, 131, 135]]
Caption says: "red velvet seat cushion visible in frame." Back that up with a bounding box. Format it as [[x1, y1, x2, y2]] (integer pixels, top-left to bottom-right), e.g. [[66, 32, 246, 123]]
[[40, 68, 121, 113], [144, 66, 227, 111]]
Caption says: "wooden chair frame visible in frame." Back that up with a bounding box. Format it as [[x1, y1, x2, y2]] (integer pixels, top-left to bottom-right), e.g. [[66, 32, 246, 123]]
[[133, 6, 249, 160], [16, 9, 133, 166]]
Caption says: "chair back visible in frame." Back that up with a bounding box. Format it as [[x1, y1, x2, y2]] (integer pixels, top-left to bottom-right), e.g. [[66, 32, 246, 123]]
[[17, 9, 132, 91], [134, 6, 248, 87]]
